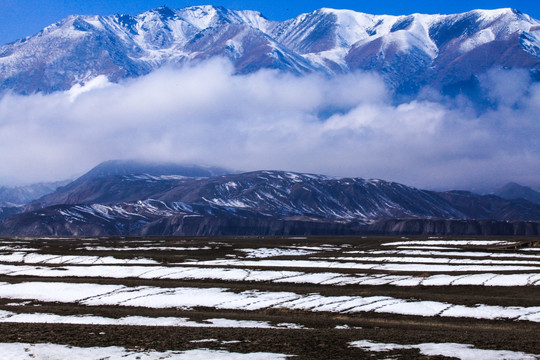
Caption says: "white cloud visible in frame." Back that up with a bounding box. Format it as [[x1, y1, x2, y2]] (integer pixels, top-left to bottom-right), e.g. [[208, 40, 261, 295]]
[[0, 59, 538, 190], [68, 75, 112, 102]]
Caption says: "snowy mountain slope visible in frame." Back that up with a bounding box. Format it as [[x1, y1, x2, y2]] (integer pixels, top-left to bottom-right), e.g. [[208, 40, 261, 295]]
[[153, 171, 467, 220], [1, 6, 539, 95], [26, 160, 231, 211], [3, 201, 539, 236], [3, 161, 540, 235], [22, 158, 540, 222], [26, 166, 467, 221], [0, 5, 313, 94], [3, 170, 540, 236]]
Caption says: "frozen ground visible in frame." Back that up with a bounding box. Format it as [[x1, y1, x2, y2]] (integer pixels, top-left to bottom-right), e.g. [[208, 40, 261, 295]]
[[0, 236, 538, 359]]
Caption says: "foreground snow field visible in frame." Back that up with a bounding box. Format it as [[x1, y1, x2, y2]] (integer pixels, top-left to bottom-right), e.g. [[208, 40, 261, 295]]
[[0, 342, 292, 360], [349, 340, 539, 360], [0, 236, 538, 359], [1, 281, 539, 322]]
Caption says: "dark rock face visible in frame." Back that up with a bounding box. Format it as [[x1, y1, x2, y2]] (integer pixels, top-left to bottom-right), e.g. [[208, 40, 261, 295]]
[[3, 209, 539, 236], [364, 218, 540, 236], [1, 6, 539, 97]]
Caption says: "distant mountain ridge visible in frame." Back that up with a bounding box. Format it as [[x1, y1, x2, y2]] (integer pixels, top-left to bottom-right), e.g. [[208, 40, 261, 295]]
[[494, 182, 540, 204], [27, 160, 232, 211], [0, 180, 70, 221], [1, 6, 539, 96], [25, 170, 466, 219], [0, 180, 70, 205], [74, 159, 230, 181], [2, 160, 540, 236]]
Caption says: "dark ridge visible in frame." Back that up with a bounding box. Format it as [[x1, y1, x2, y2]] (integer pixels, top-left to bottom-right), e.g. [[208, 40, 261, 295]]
[[494, 182, 540, 205]]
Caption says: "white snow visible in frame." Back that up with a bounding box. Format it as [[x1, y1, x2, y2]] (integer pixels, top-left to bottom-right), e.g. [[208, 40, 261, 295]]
[[321, 255, 540, 266], [239, 248, 320, 258], [0, 281, 539, 322], [0, 342, 292, 360], [459, 28, 496, 52], [81, 246, 212, 251], [522, 248, 540, 252], [177, 6, 219, 30], [124, 174, 188, 181], [345, 249, 540, 259], [320, 9, 377, 46], [382, 240, 518, 247], [0, 252, 157, 265], [350, 340, 539, 359], [0, 246, 39, 252], [0, 309, 302, 329], [190, 259, 538, 272], [0, 263, 538, 287], [395, 246, 460, 250], [204, 197, 251, 208], [224, 181, 239, 189], [284, 245, 341, 251]]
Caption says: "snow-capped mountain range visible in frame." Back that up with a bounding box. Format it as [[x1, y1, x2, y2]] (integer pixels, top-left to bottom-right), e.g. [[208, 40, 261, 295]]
[[1, 6, 539, 95]]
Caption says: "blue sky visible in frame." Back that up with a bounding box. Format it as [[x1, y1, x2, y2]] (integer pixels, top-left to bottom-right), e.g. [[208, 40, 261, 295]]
[[1, 0, 539, 45]]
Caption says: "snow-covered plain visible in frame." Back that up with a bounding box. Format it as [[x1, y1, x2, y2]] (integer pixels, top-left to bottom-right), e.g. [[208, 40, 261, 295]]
[[0, 342, 292, 360], [81, 246, 213, 251], [319, 256, 540, 265], [188, 258, 539, 272], [382, 240, 519, 247], [0, 238, 538, 358], [0, 264, 538, 286], [345, 249, 540, 259], [3, 249, 539, 272], [0, 281, 538, 322], [0, 252, 157, 265], [350, 340, 539, 360], [239, 248, 322, 258], [0, 309, 304, 329]]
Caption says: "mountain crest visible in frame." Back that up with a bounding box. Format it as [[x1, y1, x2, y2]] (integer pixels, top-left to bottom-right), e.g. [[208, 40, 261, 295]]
[[4, 164, 540, 236], [0, 6, 539, 95]]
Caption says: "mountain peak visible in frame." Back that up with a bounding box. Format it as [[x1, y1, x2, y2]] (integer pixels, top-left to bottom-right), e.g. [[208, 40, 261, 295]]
[[76, 159, 231, 182], [152, 5, 176, 18], [494, 182, 540, 204], [1, 6, 539, 96]]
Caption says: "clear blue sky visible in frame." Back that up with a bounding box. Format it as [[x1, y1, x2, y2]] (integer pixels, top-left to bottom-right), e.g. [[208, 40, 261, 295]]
[[1, 0, 539, 45]]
